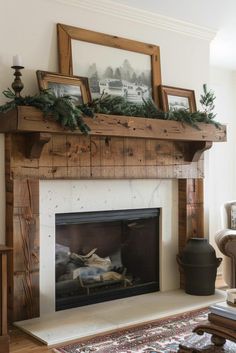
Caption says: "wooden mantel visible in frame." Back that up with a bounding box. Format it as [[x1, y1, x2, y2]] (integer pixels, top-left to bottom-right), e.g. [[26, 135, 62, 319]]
[[0, 106, 227, 322], [0, 106, 226, 165], [0, 106, 226, 142]]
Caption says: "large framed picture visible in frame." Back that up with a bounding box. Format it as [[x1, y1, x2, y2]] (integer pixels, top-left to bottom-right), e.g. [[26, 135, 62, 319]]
[[36, 71, 91, 105], [57, 23, 162, 104], [159, 85, 197, 112]]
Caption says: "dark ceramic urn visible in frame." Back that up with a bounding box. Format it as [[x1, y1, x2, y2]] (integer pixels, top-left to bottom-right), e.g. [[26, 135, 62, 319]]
[[177, 238, 222, 295]]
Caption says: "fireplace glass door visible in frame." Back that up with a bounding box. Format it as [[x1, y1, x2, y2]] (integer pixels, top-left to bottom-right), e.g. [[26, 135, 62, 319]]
[[55, 208, 160, 311]]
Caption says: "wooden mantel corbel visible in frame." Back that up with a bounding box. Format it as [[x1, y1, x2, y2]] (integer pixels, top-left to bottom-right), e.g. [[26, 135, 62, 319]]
[[185, 141, 213, 162], [25, 132, 51, 159]]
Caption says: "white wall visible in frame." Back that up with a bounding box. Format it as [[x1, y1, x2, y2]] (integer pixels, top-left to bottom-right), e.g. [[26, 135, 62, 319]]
[[208, 67, 236, 259], [0, 0, 211, 244]]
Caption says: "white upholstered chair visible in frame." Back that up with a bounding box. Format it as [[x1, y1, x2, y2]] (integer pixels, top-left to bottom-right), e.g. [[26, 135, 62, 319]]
[[215, 200, 236, 288]]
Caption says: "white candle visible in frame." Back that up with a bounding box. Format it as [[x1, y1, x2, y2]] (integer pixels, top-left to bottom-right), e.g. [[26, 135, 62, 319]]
[[12, 55, 22, 67]]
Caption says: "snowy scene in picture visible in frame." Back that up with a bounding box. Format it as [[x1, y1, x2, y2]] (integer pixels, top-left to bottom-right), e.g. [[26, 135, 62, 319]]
[[167, 95, 190, 111], [72, 39, 152, 103], [48, 82, 83, 105]]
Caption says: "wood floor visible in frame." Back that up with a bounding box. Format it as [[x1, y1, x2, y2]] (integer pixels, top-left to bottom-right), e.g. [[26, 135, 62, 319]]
[[10, 326, 54, 352], [9, 276, 228, 353]]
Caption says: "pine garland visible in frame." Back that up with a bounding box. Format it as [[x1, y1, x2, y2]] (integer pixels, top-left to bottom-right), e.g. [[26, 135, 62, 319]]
[[84, 86, 220, 129], [0, 85, 220, 133], [86, 94, 164, 119], [0, 89, 92, 134]]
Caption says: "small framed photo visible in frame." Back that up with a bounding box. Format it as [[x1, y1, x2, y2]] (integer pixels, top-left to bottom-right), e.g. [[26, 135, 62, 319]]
[[36, 71, 91, 105], [159, 85, 197, 112]]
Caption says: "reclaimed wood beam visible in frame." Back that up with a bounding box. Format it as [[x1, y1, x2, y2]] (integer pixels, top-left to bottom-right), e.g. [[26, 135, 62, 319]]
[[178, 178, 204, 288], [0, 106, 226, 142]]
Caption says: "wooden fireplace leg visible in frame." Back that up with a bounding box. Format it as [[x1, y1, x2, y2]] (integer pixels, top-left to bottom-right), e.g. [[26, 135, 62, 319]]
[[6, 178, 40, 322], [0, 246, 12, 353], [178, 179, 204, 288]]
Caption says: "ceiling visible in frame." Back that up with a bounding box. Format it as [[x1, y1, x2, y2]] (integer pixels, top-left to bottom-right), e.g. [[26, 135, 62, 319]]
[[117, 0, 236, 70]]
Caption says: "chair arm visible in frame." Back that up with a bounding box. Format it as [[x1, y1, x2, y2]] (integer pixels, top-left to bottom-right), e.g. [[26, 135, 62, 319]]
[[215, 229, 236, 256]]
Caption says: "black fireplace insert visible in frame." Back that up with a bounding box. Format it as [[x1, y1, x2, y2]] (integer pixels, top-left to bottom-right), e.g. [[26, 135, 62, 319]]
[[55, 208, 160, 311]]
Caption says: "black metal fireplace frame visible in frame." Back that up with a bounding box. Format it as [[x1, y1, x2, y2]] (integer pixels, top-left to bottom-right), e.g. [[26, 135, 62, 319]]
[[55, 208, 160, 311]]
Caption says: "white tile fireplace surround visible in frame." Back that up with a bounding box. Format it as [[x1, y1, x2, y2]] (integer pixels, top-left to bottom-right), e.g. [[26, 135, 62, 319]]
[[39, 179, 179, 316]]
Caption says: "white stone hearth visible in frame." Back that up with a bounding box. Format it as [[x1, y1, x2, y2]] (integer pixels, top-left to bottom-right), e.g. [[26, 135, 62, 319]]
[[14, 289, 226, 346], [39, 179, 179, 316]]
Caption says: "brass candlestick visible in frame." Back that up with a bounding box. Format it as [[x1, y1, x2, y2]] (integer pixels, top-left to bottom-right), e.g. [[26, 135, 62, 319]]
[[11, 65, 24, 97]]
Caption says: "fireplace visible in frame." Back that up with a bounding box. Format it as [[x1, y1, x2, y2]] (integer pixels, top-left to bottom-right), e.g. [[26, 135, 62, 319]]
[[39, 179, 179, 317], [55, 208, 160, 310], [2, 106, 223, 321]]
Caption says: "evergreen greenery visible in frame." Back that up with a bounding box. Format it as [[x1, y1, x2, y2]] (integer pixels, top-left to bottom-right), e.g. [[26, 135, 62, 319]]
[[199, 83, 216, 120], [0, 84, 220, 133], [0, 88, 92, 134], [85, 85, 220, 129]]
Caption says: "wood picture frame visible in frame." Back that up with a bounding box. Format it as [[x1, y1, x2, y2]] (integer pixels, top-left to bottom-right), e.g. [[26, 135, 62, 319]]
[[36, 70, 91, 105], [159, 85, 197, 112], [57, 23, 162, 105]]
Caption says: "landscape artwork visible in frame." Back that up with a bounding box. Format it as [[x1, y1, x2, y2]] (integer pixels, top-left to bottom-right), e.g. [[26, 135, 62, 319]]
[[48, 82, 83, 105], [167, 95, 190, 111], [71, 39, 152, 103]]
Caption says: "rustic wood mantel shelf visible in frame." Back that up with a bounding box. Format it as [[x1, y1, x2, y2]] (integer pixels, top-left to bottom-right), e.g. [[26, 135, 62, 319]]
[[0, 106, 227, 162]]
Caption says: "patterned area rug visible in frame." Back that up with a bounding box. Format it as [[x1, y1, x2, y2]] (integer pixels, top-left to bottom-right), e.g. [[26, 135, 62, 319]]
[[53, 308, 212, 353]]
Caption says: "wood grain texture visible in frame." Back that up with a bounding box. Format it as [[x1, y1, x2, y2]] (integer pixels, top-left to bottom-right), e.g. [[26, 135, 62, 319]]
[[0, 247, 12, 337], [0, 107, 227, 143], [5, 170, 40, 321], [208, 313, 236, 331], [8, 134, 204, 180], [178, 179, 204, 288], [1, 110, 211, 181], [178, 179, 204, 251], [0, 246, 12, 353], [1, 254, 7, 335]]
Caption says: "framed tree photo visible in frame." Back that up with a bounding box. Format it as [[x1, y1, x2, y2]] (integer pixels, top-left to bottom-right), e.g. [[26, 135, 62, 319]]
[[159, 85, 197, 112], [36, 71, 91, 105], [57, 23, 162, 105]]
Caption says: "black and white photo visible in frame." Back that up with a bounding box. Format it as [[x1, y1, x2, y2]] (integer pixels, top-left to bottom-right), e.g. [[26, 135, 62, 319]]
[[47, 82, 83, 105], [159, 85, 197, 112], [57, 24, 162, 105], [72, 40, 152, 103], [167, 95, 190, 111], [36, 71, 91, 105]]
